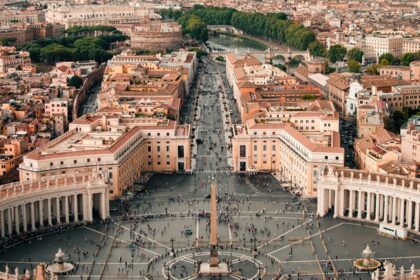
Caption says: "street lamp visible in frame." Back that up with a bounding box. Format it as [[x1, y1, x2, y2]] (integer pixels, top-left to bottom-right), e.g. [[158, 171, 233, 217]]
[[170, 237, 176, 258]]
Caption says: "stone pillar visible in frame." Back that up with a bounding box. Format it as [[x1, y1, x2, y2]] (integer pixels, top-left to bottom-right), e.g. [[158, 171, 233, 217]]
[[399, 198, 405, 226], [349, 190, 354, 218], [64, 196, 70, 223], [407, 200, 413, 229], [384, 195, 389, 223], [366, 192, 371, 220], [375, 193, 380, 222], [56, 197, 61, 224], [379, 194, 383, 220], [88, 193, 93, 221], [7, 208, 12, 236], [357, 191, 363, 219], [0, 210, 5, 238], [47, 198, 52, 226], [334, 189, 339, 218], [14, 206, 20, 234], [74, 194, 79, 222], [415, 202, 419, 232], [31, 202, 36, 231], [317, 188, 324, 217], [392, 196, 397, 225], [22, 204, 27, 232], [39, 199, 44, 227], [100, 192, 108, 220]]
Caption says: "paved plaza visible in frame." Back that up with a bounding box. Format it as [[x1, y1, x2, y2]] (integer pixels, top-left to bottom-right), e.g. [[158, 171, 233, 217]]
[[0, 58, 418, 280]]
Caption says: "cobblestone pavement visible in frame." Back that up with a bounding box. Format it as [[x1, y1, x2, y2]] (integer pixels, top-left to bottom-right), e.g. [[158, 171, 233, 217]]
[[0, 58, 419, 280]]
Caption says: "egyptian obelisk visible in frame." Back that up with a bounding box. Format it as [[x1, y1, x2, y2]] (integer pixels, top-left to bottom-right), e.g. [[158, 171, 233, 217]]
[[209, 183, 219, 267]]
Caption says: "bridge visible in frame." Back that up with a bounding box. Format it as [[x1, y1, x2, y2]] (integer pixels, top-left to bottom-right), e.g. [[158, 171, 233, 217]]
[[0, 171, 109, 237], [316, 166, 420, 235], [211, 48, 312, 62], [207, 25, 243, 35]]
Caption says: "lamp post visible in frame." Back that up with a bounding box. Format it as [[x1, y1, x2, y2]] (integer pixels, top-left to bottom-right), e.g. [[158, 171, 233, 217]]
[[170, 237, 176, 258]]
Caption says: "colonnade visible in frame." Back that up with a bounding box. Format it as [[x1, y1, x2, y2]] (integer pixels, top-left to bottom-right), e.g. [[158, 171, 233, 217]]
[[0, 172, 110, 238], [317, 167, 420, 235]]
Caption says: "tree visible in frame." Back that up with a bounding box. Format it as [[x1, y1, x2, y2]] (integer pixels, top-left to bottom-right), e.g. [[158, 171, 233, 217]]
[[67, 75, 83, 89], [347, 48, 364, 63], [379, 53, 395, 64], [308, 41, 326, 57], [0, 37, 16, 46], [347, 59, 361, 73], [401, 51, 420, 66], [327, 44, 347, 63]]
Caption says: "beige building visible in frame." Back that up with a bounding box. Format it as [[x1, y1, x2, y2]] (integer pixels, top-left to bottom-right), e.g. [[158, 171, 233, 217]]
[[0, 47, 31, 74], [402, 38, 420, 54], [364, 35, 403, 59], [232, 123, 344, 197], [45, 5, 160, 28], [401, 116, 420, 165], [19, 113, 191, 199], [379, 61, 420, 82], [379, 84, 420, 111]]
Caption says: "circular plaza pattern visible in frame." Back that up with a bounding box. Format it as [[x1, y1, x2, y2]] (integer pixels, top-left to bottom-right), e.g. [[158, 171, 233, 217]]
[[0, 173, 419, 279]]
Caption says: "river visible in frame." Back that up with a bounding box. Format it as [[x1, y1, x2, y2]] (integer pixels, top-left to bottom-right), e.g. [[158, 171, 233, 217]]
[[206, 33, 285, 64]]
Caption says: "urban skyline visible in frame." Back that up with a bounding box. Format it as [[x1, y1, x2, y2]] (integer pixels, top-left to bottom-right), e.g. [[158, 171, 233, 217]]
[[0, 0, 419, 279]]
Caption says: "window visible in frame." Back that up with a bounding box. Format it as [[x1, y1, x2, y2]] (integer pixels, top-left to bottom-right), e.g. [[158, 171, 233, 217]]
[[147, 146, 151, 152], [50, 162, 53, 166], [325, 156, 328, 160], [263, 145, 267, 152], [254, 145, 257, 151], [272, 145, 276, 151], [97, 158, 101, 162], [336, 156, 339, 160], [87, 159, 90, 163], [74, 160, 77, 164], [177, 145, 184, 158], [166, 161, 170, 165], [157, 146, 161, 152], [239, 145, 246, 157], [157, 162, 161, 165]]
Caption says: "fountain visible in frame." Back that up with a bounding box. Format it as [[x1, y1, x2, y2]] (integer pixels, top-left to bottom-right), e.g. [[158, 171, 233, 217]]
[[353, 244, 381, 271], [46, 248, 75, 277]]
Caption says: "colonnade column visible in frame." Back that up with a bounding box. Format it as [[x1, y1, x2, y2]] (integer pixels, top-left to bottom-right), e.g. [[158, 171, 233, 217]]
[[74, 194, 79, 222], [22, 204, 27, 232], [384, 195, 389, 223], [7, 208, 12, 236], [14, 206, 20, 234], [357, 191, 363, 219], [0, 211, 4, 237], [399, 198, 405, 226], [391, 196, 397, 224], [349, 190, 354, 218], [47, 198, 52, 226], [31, 202, 36, 231], [407, 200, 413, 229], [64, 196, 70, 224], [56, 197, 61, 224], [415, 202, 419, 232], [366, 192, 371, 220], [334, 189, 339, 218], [39, 199, 44, 227], [375, 193, 380, 222], [317, 188, 324, 217]]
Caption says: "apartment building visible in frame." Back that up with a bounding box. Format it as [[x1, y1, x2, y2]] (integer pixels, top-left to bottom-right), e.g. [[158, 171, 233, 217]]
[[379, 61, 420, 82], [364, 35, 403, 59], [401, 116, 420, 165], [0, 47, 31, 74], [379, 84, 420, 111], [402, 38, 420, 54], [19, 113, 191, 198]]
